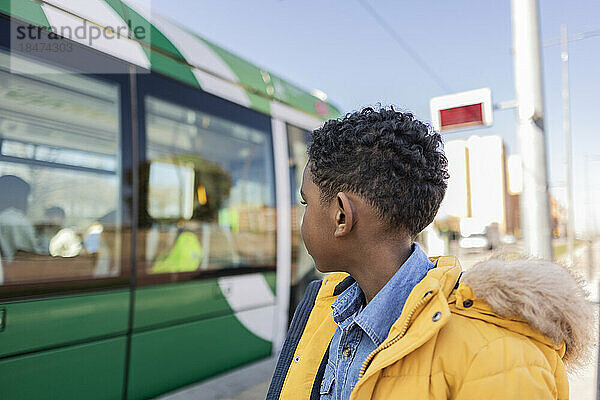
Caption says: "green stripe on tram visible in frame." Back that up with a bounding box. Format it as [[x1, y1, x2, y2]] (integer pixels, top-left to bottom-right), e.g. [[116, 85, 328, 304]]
[[133, 279, 232, 330], [201, 39, 272, 114], [0, 0, 50, 28], [128, 276, 274, 399], [105, 0, 200, 88], [201, 39, 340, 119], [270, 72, 341, 120], [0, 337, 127, 400], [127, 314, 271, 400]]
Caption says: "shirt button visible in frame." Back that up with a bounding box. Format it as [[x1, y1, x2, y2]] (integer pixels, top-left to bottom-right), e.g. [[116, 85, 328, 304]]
[[343, 347, 352, 357]]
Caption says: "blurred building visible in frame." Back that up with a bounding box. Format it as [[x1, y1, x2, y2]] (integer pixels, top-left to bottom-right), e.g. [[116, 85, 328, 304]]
[[549, 195, 567, 238], [436, 135, 514, 236], [467, 135, 508, 232], [506, 154, 522, 237], [504, 154, 565, 238], [501, 192, 565, 239], [436, 137, 566, 240], [438, 140, 469, 220]]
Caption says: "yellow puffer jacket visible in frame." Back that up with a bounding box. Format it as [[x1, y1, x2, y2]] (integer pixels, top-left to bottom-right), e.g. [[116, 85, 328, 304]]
[[267, 257, 594, 400]]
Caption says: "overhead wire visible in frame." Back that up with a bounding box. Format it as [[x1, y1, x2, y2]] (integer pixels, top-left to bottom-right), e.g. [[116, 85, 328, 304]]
[[543, 28, 600, 47], [357, 0, 453, 93]]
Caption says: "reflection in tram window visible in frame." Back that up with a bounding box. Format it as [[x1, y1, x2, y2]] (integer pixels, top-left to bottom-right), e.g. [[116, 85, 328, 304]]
[[144, 96, 275, 275], [0, 51, 121, 284], [0, 175, 45, 261]]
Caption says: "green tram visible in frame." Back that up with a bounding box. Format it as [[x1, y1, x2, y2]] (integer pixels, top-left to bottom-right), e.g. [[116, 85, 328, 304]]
[[0, 1, 340, 398]]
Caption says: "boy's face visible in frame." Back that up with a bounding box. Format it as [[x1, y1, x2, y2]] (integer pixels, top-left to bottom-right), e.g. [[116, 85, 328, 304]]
[[300, 165, 338, 273]]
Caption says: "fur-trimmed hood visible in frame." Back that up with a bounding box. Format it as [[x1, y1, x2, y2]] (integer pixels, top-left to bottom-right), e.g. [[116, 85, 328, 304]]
[[459, 258, 596, 369]]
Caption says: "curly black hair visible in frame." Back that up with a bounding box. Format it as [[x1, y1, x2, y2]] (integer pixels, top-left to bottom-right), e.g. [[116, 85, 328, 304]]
[[308, 106, 449, 238]]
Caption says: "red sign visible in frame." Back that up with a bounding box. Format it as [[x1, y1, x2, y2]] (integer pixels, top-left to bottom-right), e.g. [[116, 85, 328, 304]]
[[439, 103, 483, 131]]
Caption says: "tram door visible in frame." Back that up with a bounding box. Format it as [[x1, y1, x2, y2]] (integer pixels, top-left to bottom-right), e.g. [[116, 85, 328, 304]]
[[125, 73, 277, 400]]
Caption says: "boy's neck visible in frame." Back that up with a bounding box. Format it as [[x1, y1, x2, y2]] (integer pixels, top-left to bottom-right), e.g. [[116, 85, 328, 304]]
[[348, 241, 413, 304]]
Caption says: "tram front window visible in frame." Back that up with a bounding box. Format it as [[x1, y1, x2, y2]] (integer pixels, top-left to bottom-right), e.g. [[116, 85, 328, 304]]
[[0, 52, 121, 284], [143, 97, 275, 275]]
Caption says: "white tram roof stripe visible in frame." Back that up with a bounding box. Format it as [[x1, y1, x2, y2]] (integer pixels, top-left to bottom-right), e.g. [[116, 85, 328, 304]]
[[41, 0, 151, 68], [124, 1, 239, 82], [124, 0, 251, 107]]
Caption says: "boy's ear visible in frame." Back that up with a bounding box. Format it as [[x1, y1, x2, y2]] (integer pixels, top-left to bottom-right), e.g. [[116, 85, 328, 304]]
[[334, 192, 354, 238]]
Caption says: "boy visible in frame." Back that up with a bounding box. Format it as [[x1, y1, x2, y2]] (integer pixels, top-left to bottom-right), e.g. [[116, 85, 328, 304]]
[[266, 107, 593, 399]]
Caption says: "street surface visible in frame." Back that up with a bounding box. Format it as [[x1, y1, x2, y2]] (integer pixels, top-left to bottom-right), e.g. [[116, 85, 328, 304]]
[[157, 238, 600, 400]]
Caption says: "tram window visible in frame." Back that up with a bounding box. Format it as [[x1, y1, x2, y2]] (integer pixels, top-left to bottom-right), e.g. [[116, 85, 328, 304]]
[[144, 96, 275, 275], [148, 161, 195, 220], [287, 124, 319, 313], [0, 51, 121, 285]]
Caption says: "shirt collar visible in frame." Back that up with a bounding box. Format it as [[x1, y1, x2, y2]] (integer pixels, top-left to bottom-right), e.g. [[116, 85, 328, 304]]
[[331, 280, 364, 326], [331, 243, 434, 346]]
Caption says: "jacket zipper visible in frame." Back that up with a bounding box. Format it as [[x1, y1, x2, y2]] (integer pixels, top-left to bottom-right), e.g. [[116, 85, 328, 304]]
[[358, 291, 434, 379]]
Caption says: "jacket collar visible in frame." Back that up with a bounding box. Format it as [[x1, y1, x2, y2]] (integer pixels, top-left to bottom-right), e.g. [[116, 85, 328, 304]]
[[357, 260, 462, 386], [330, 243, 435, 347], [457, 258, 594, 367], [450, 284, 564, 353]]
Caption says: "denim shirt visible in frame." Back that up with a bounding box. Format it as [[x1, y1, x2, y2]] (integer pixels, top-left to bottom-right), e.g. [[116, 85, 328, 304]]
[[320, 243, 434, 400]]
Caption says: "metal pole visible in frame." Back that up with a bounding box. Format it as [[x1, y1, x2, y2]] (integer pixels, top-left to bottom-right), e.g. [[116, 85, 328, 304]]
[[561, 25, 575, 267], [510, 0, 553, 259]]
